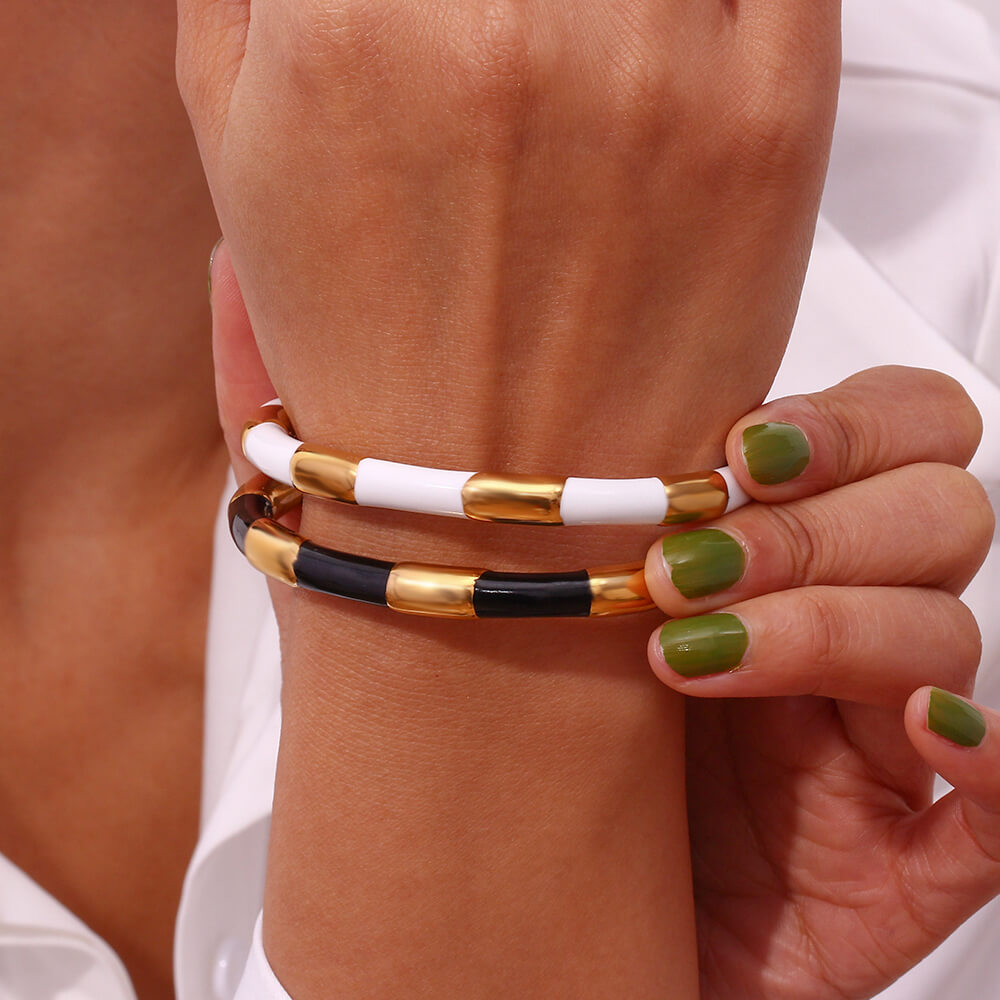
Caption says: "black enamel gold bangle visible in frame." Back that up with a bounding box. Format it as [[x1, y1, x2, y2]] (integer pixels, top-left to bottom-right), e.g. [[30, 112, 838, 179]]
[[242, 400, 749, 526], [229, 477, 653, 619]]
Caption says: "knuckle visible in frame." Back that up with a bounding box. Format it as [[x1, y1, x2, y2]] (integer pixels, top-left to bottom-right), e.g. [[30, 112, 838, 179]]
[[843, 366, 983, 467], [933, 371, 985, 465], [795, 589, 846, 680], [920, 591, 982, 695], [599, 32, 677, 140], [803, 390, 885, 481], [723, 20, 838, 176], [767, 503, 824, 584], [280, 0, 413, 85], [436, 2, 542, 153], [948, 468, 995, 563], [723, 74, 831, 175], [923, 466, 996, 571]]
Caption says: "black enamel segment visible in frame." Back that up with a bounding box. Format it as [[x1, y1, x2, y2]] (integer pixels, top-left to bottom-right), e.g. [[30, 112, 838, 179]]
[[472, 570, 592, 618], [228, 493, 271, 553], [294, 541, 393, 606]]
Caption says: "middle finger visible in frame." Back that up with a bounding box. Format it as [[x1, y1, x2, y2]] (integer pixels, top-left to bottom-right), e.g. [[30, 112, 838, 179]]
[[644, 461, 993, 618]]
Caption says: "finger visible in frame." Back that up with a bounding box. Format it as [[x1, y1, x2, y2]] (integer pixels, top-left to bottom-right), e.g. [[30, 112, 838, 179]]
[[644, 462, 995, 615], [894, 688, 1000, 955], [210, 238, 277, 480], [647, 586, 981, 707], [725, 366, 984, 501], [175, 0, 251, 157]]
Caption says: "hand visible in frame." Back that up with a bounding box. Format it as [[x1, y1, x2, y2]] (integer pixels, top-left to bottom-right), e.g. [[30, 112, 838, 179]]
[[179, 0, 841, 488], [187, 2, 844, 993], [643, 366, 997, 999]]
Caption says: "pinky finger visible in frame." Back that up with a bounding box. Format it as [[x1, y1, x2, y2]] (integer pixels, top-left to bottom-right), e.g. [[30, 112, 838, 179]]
[[897, 688, 1000, 947]]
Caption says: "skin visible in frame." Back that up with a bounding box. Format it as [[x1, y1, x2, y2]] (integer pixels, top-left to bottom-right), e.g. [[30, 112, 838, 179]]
[[183, 2, 842, 995], [2, 2, 994, 999], [643, 367, 997, 998], [216, 255, 999, 997], [0, 3, 225, 997]]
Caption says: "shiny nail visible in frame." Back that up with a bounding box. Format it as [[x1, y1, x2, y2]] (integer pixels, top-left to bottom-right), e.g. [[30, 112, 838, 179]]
[[658, 613, 748, 678], [742, 422, 810, 485], [208, 235, 224, 298], [927, 688, 986, 748], [661, 529, 745, 599]]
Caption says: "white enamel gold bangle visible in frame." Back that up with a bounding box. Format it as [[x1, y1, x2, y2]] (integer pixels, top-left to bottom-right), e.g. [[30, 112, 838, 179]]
[[242, 400, 750, 526]]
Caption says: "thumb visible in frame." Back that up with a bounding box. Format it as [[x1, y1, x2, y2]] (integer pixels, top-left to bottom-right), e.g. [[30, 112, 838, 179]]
[[210, 238, 277, 480]]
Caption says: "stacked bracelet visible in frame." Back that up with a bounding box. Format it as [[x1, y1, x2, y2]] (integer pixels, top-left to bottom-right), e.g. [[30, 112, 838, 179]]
[[242, 400, 749, 526], [229, 477, 654, 619]]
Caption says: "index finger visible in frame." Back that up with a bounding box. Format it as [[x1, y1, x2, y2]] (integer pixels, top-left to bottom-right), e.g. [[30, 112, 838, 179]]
[[727, 365, 984, 502]]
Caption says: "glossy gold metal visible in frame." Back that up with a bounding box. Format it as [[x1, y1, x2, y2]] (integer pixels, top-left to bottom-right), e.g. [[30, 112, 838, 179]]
[[231, 475, 302, 519], [661, 471, 728, 525], [261, 479, 302, 519], [385, 563, 482, 618], [290, 445, 361, 503], [241, 405, 292, 455], [244, 519, 300, 587], [461, 473, 565, 524], [258, 404, 292, 430], [241, 421, 255, 456], [587, 564, 653, 617]]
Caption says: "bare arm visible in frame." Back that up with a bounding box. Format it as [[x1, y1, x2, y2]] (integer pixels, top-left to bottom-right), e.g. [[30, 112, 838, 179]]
[[187, 1, 842, 994]]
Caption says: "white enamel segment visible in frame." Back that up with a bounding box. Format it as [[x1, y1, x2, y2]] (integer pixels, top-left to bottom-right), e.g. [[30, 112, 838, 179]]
[[244, 423, 301, 484], [244, 400, 745, 524], [353, 458, 474, 517], [717, 465, 750, 513], [559, 477, 668, 525]]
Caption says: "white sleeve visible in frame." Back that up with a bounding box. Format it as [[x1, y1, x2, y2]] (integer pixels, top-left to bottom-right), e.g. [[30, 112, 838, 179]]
[[233, 913, 294, 1000]]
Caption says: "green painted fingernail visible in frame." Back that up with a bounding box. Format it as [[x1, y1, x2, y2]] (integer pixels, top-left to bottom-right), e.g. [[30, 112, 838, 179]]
[[658, 613, 748, 678], [927, 688, 986, 748], [742, 422, 810, 485], [661, 529, 745, 599]]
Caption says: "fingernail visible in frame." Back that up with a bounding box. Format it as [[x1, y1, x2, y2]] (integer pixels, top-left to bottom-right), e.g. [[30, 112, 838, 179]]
[[658, 613, 748, 678], [661, 529, 745, 599], [742, 422, 810, 485], [927, 688, 986, 748], [208, 235, 224, 298]]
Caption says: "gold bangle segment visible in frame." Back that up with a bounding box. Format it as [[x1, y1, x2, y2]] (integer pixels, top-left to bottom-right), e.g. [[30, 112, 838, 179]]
[[290, 445, 361, 504], [244, 519, 301, 587], [241, 402, 745, 526], [461, 473, 565, 524], [385, 563, 482, 619], [587, 564, 653, 617], [241, 404, 292, 456], [228, 478, 661, 618], [662, 471, 729, 525]]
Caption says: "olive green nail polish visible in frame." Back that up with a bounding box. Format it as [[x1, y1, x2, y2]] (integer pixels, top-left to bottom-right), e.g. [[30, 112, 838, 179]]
[[927, 688, 986, 748], [661, 529, 745, 599], [658, 613, 748, 678], [742, 422, 810, 485]]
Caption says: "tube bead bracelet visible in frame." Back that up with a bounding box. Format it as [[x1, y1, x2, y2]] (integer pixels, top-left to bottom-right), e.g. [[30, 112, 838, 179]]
[[242, 401, 750, 526], [229, 476, 654, 619]]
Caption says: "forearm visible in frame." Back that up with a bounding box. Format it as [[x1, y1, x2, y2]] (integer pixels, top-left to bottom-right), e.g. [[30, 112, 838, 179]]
[[257, 330, 766, 997], [183, 2, 841, 991], [267, 609, 695, 997]]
